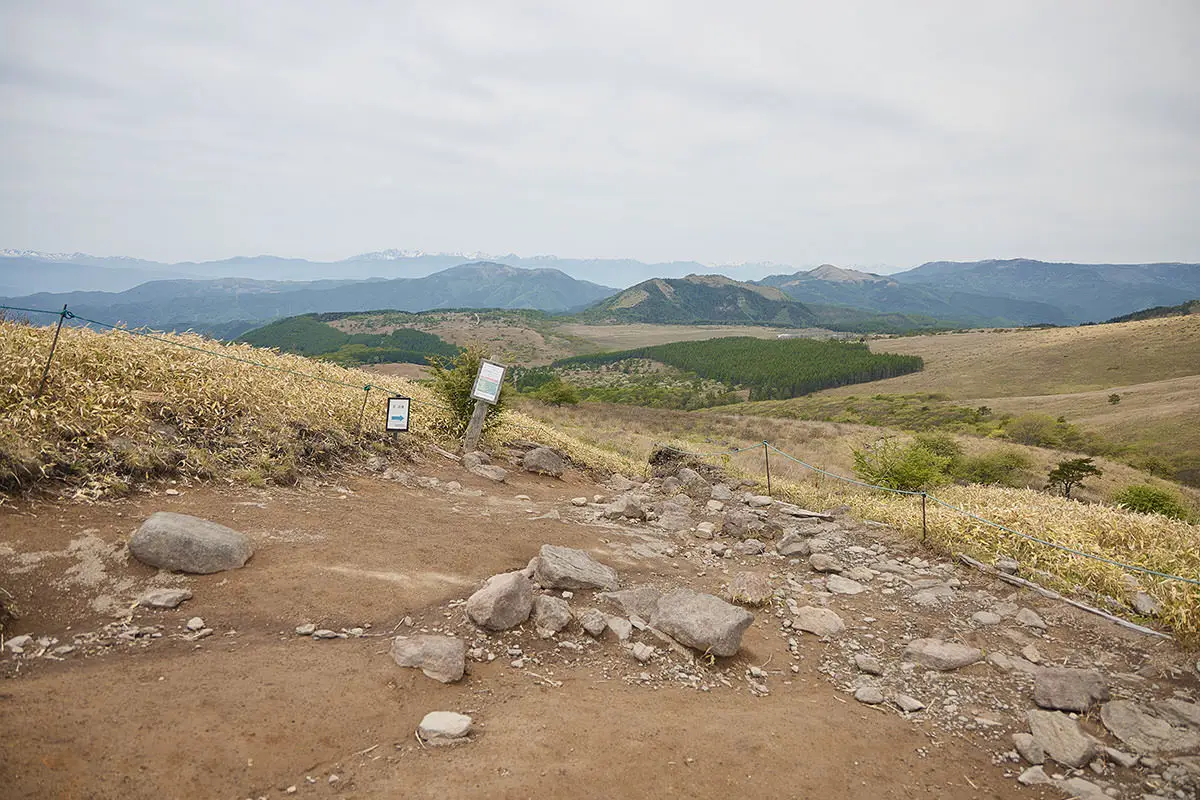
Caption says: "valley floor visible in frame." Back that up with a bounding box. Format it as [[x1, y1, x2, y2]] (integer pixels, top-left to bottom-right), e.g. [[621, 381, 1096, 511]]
[[1, 455, 1197, 799]]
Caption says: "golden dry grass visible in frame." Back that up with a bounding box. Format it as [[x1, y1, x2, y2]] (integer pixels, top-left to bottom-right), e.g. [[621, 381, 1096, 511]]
[[0, 320, 642, 498]]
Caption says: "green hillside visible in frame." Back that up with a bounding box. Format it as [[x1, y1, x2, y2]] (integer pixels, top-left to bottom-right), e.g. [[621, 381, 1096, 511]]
[[238, 314, 460, 366], [554, 337, 923, 400], [1105, 299, 1200, 324]]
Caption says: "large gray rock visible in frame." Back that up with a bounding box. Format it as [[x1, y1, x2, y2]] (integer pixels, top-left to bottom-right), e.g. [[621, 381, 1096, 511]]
[[721, 509, 763, 540], [1027, 709, 1101, 768], [676, 468, 712, 500], [650, 589, 754, 657], [1100, 700, 1200, 754], [469, 464, 508, 482], [129, 512, 254, 574], [726, 572, 773, 606], [418, 711, 472, 745], [522, 447, 565, 477], [903, 638, 982, 671], [532, 594, 572, 638], [466, 572, 534, 631], [809, 553, 845, 574], [710, 483, 734, 501], [776, 532, 811, 557], [598, 585, 662, 619], [792, 606, 845, 637], [1033, 668, 1110, 713], [390, 635, 466, 683], [533, 545, 619, 590]]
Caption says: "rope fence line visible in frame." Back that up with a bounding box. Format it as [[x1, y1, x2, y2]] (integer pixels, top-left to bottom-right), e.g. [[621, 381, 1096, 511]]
[[653, 441, 1200, 587], [1, 303, 459, 418]]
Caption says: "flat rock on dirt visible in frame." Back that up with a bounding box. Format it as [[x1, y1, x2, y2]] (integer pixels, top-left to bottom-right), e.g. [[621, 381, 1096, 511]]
[[533, 545, 619, 590], [1033, 668, 1110, 713], [1100, 700, 1200, 755], [390, 635, 467, 684], [903, 638, 982, 671], [650, 589, 754, 657], [466, 572, 534, 631], [792, 606, 845, 637], [137, 588, 193, 609], [598, 586, 662, 620], [726, 572, 773, 606], [532, 594, 572, 638], [129, 512, 254, 574], [418, 711, 473, 745], [1026, 709, 1100, 768]]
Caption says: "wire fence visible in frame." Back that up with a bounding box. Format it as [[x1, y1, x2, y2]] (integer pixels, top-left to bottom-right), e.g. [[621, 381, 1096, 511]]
[[653, 441, 1200, 587], [0, 303, 457, 428]]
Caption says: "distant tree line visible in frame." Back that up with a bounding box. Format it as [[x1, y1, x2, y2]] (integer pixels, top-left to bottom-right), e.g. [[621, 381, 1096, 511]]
[[554, 337, 923, 400], [238, 314, 460, 366]]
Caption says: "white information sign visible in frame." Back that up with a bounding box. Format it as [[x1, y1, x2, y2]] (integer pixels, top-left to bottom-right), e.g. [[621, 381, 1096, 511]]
[[386, 397, 411, 432], [471, 360, 506, 404]]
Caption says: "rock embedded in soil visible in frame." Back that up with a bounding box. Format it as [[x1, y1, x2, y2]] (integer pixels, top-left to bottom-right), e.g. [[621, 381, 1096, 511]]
[[792, 606, 845, 638], [469, 464, 509, 483], [1131, 591, 1161, 616], [854, 653, 884, 675], [462, 451, 490, 470], [775, 532, 810, 557], [726, 572, 773, 606], [825, 574, 865, 595], [1013, 732, 1045, 765], [650, 589, 754, 657], [522, 447, 566, 477], [1015, 608, 1047, 630], [603, 496, 647, 521], [533, 545, 619, 590], [138, 588, 193, 609], [185, 617, 205, 632], [417, 711, 473, 745], [721, 509, 762, 540], [732, 539, 765, 556], [466, 572, 534, 631], [808, 554, 844, 574], [295, 623, 316, 636], [631, 642, 655, 663], [1033, 668, 1110, 713], [576, 608, 608, 638], [903, 638, 982, 671], [1027, 709, 1101, 768], [892, 694, 925, 713], [129, 512, 254, 574], [605, 616, 633, 641], [532, 595, 572, 638], [854, 686, 885, 705], [710, 483, 733, 501], [1100, 700, 1200, 755], [390, 635, 467, 683]]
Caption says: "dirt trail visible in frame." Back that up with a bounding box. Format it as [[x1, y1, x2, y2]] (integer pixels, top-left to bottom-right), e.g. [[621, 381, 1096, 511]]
[[0, 456, 1194, 799]]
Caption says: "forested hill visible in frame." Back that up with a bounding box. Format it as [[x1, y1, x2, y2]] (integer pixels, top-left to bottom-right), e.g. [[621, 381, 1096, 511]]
[[577, 275, 819, 326], [555, 337, 923, 400], [238, 314, 459, 367], [1105, 299, 1200, 324]]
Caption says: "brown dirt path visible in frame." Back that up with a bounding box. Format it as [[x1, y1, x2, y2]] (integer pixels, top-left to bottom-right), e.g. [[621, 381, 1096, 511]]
[[1, 461, 1048, 799]]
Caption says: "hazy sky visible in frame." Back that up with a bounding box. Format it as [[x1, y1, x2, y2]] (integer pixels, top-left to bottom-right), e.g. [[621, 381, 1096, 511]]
[[1, 1, 1197, 272]]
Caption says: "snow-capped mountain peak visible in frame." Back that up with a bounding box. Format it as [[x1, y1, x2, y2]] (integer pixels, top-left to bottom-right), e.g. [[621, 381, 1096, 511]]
[[345, 249, 493, 261]]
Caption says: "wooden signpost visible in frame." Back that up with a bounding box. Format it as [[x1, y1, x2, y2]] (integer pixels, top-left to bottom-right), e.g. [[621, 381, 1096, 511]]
[[462, 360, 505, 453]]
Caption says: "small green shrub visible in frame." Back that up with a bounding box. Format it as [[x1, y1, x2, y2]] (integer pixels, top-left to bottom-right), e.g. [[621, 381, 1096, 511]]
[[428, 345, 508, 438], [1112, 484, 1189, 521], [530, 377, 580, 406], [954, 448, 1033, 487], [851, 437, 952, 492]]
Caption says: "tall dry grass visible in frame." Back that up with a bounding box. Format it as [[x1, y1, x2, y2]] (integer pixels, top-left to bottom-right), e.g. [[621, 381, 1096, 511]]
[[0, 320, 641, 498]]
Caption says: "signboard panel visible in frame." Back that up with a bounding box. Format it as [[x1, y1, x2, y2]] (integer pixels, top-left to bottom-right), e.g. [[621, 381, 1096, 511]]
[[470, 360, 506, 404], [385, 397, 411, 431]]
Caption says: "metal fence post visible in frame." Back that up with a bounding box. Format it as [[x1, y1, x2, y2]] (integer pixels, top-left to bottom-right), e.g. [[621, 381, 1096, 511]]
[[357, 385, 372, 431], [35, 304, 69, 400], [921, 492, 928, 542], [763, 441, 772, 497]]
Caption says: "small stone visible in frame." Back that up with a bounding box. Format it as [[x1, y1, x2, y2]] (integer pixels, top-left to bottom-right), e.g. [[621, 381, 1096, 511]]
[[911, 584, 955, 607], [1027, 709, 1102, 768], [311, 629, 339, 639], [3, 634, 33, 653], [470, 464, 508, 482], [903, 638, 982, 671], [732, 539, 765, 556], [390, 635, 466, 683], [995, 557, 1019, 575], [576, 608, 608, 638], [1017, 766, 1052, 786], [705, 500, 724, 513], [1131, 591, 1160, 616], [726, 572, 773, 606], [1021, 644, 1043, 664], [631, 642, 655, 663], [747, 495, 773, 508], [694, 522, 716, 539], [1016, 608, 1047, 630], [417, 711, 473, 745], [185, 617, 205, 632], [1104, 746, 1139, 768], [532, 594, 572, 638], [854, 653, 884, 675], [854, 686, 885, 705], [892, 694, 925, 713], [792, 606, 845, 638], [809, 553, 844, 573], [603, 496, 647, 521], [138, 588, 193, 609], [571, 497, 589, 507], [605, 616, 633, 642], [971, 610, 1003, 626], [466, 572, 534, 631]]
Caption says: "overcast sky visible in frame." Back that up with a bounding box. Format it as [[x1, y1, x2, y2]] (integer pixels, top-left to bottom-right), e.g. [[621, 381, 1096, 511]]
[[1, 1, 1197, 273]]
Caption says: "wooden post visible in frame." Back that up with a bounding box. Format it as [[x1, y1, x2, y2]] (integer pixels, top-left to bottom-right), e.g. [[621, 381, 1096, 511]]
[[763, 441, 772, 497], [35, 304, 68, 400], [462, 398, 489, 453]]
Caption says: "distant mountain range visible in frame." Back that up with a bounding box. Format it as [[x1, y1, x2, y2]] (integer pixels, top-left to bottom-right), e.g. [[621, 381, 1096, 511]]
[[2, 250, 1197, 334], [1, 262, 616, 337]]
